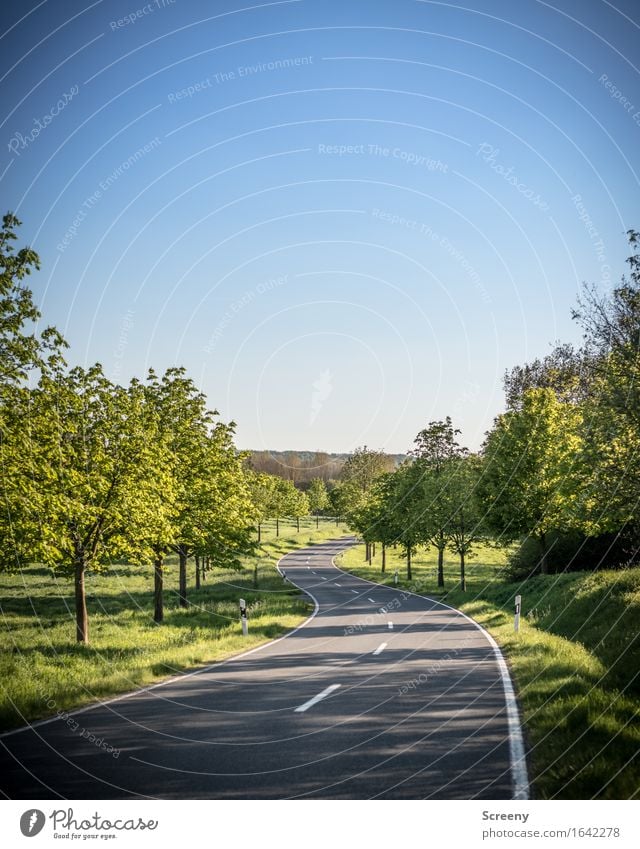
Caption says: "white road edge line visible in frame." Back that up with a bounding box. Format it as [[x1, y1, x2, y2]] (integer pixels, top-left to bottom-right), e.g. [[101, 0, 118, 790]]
[[331, 543, 530, 800], [372, 642, 387, 656], [294, 683, 341, 713]]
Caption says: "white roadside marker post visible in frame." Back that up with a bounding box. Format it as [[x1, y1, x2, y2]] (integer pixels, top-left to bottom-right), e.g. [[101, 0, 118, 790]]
[[394, 570, 399, 586], [240, 598, 248, 637], [514, 594, 521, 633]]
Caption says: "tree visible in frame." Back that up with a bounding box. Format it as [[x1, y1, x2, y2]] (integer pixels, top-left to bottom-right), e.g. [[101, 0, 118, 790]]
[[350, 473, 400, 573], [197, 427, 256, 570], [410, 418, 465, 588], [445, 454, 485, 591], [328, 481, 350, 522], [390, 464, 422, 581], [0, 212, 65, 390], [270, 477, 301, 536], [18, 365, 167, 643], [573, 230, 640, 363], [478, 387, 582, 574], [568, 230, 640, 549], [291, 487, 310, 532], [503, 342, 591, 410], [341, 446, 394, 495], [0, 214, 66, 571], [307, 478, 329, 528], [146, 368, 214, 609], [338, 446, 394, 524], [247, 472, 277, 543]]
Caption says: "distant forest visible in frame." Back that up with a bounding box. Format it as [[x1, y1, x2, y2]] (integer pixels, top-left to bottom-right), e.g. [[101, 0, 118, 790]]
[[247, 450, 405, 487]]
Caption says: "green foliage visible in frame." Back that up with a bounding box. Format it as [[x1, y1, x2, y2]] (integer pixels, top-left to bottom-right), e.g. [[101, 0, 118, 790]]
[[478, 388, 582, 571], [344, 420, 485, 588], [0, 212, 66, 390], [504, 529, 632, 580], [27, 366, 169, 571], [247, 472, 277, 524], [0, 219, 268, 643], [307, 477, 329, 515], [270, 477, 304, 520], [338, 445, 394, 520]]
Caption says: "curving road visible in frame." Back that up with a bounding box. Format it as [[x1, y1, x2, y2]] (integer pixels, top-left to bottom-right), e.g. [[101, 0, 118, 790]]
[[0, 537, 528, 799]]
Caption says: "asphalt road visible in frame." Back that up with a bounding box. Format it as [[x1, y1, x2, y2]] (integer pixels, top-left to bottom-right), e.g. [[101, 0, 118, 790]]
[[0, 537, 528, 799]]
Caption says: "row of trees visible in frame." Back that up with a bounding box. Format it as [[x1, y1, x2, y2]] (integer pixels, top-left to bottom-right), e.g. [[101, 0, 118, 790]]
[[343, 232, 640, 586], [481, 230, 640, 573], [0, 214, 334, 645], [344, 428, 482, 591]]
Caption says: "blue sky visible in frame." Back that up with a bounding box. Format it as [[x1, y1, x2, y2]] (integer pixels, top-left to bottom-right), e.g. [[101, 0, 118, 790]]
[[2, 0, 639, 453]]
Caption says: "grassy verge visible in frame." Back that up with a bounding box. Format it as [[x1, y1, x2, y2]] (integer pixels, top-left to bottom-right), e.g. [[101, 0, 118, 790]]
[[337, 542, 640, 799], [0, 518, 348, 732]]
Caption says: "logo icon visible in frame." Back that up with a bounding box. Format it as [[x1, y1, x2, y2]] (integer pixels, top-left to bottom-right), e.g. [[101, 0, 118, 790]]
[[20, 810, 45, 837], [310, 369, 333, 425]]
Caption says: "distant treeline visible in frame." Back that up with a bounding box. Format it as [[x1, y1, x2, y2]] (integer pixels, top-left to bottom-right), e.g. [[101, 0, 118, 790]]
[[246, 450, 405, 486]]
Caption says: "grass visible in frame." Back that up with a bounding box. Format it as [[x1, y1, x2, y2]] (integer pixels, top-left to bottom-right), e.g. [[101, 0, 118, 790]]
[[0, 517, 348, 732], [337, 541, 640, 799]]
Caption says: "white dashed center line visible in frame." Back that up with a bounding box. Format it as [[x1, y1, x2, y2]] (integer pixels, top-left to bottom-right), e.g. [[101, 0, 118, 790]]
[[294, 684, 341, 713], [373, 643, 387, 656]]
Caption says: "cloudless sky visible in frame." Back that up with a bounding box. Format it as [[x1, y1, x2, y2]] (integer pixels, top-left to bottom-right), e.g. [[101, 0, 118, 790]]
[[1, 0, 639, 453]]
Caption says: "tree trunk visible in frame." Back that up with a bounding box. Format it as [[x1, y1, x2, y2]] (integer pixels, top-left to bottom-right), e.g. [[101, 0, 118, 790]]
[[253, 564, 258, 588], [257, 523, 261, 544], [154, 555, 164, 623], [179, 546, 188, 607], [296, 516, 300, 532], [276, 517, 279, 537], [74, 551, 89, 644], [539, 532, 548, 575], [437, 546, 445, 588], [460, 549, 466, 592], [372, 543, 376, 558], [195, 555, 201, 590], [407, 548, 412, 581], [381, 543, 386, 573], [316, 514, 319, 529], [202, 556, 207, 582]]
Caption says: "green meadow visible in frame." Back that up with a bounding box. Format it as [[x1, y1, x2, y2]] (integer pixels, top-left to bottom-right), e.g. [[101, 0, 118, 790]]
[[0, 518, 347, 732]]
